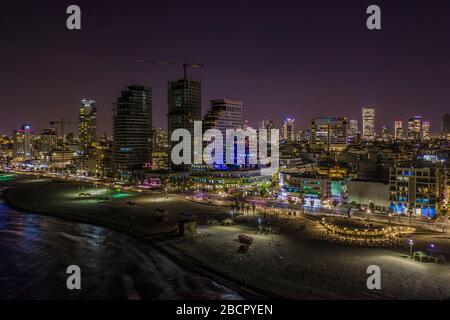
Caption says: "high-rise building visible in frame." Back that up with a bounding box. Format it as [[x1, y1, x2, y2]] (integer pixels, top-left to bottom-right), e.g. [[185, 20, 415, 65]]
[[422, 121, 430, 140], [407, 116, 421, 141], [259, 120, 276, 130], [203, 99, 244, 165], [362, 107, 375, 141], [282, 118, 295, 142], [348, 119, 358, 137], [203, 99, 243, 132], [78, 99, 97, 150], [310, 117, 348, 151], [151, 127, 169, 171], [441, 114, 450, 137], [167, 79, 201, 170], [13, 124, 34, 159], [152, 128, 169, 151], [113, 85, 152, 178], [394, 121, 403, 141], [381, 126, 390, 142], [260, 119, 277, 143], [39, 128, 58, 154], [296, 130, 311, 142]]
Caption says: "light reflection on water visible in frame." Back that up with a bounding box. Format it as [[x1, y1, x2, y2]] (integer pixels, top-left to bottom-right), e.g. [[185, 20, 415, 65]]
[[0, 201, 242, 300]]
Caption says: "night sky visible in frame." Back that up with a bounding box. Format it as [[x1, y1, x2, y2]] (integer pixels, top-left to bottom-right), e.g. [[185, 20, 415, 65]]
[[1, 0, 450, 136]]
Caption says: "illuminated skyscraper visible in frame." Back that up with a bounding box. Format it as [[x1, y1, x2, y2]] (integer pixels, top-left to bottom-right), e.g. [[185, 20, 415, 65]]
[[113, 85, 152, 178], [282, 118, 295, 142], [151, 127, 169, 171], [442, 114, 450, 135], [39, 128, 58, 154], [260, 119, 277, 143], [362, 107, 375, 141], [13, 124, 33, 159], [310, 117, 348, 151], [381, 126, 390, 142], [407, 116, 421, 141], [348, 119, 358, 135], [394, 121, 403, 141], [78, 99, 97, 150], [442, 114, 450, 139], [422, 121, 430, 140], [203, 99, 244, 165], [203, 99, 243, 133], [167, 79, 201, 170]]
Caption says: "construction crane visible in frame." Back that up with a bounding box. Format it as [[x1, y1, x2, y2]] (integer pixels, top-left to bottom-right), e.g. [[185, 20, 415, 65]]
[[134, 58, 204, 80]]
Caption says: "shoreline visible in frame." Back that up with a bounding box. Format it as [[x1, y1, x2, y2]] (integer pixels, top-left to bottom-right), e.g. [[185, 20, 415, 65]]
[[3, 175, 450, 300], [1, 179, 274, 300]]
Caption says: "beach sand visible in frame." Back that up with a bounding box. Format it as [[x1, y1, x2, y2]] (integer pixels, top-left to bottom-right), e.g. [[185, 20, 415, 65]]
[[2, 175, 450, 299]]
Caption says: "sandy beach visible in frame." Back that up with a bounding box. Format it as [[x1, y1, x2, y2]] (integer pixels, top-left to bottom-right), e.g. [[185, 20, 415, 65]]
[[2, 175, 450, 299]]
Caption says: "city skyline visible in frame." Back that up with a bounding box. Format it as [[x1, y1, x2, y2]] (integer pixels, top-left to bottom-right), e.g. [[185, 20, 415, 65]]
[[3, 1, 450, 304], [2, 0, 450, 135]]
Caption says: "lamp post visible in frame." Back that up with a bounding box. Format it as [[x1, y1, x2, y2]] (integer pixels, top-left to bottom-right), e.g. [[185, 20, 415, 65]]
[[409, 239, 414, 258], [367, 208, 371, 222]]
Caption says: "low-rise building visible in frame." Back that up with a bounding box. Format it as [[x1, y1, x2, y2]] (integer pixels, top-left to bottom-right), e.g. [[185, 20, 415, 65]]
[[389, 163, 445, 217], [282, 173, 331, 207]]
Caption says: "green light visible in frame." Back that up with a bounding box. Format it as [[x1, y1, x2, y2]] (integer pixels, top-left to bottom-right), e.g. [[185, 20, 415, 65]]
[[111, 193, 132, 199], [0, 174, 15, 181]]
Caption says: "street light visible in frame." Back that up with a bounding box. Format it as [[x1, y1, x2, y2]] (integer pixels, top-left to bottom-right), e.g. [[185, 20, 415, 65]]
[[408, 239, 414, 258]]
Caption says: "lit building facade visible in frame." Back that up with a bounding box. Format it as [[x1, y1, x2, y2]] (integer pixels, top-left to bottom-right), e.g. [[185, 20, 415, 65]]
[[282, 173, 331, 207], [421, 121, 430, 140], [281, 118, 295, 142], [204, 99, 243, 132], [167, 79, 201, 170], [113, 85, 152, 179], [203, 99, 244, 165], [260, 119, 277, 143], [78, 99, 97, 150], [362, 107, 375, 141], [394, 121, 403, 141], [381, 126, 390, 142], [442, 113, 450, 138], [151, 127, 169, 170], [310, 117, 348, 152], [348, 119, 358, 141], [13, 124, 34, 160], [407, 116, 421, 141], [389, 164, 444, 217]]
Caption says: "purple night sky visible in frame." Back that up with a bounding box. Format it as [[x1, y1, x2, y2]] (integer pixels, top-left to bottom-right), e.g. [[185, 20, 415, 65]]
[[1, 0, 450, 136]]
